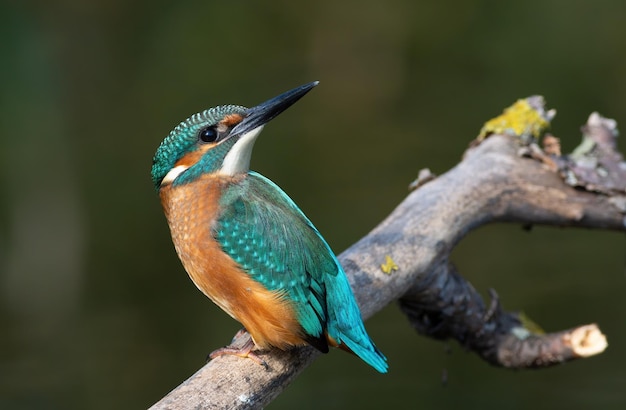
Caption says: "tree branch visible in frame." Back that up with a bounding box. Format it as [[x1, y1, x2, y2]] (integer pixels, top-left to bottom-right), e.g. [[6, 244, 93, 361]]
[[150, 99, 623, 409]]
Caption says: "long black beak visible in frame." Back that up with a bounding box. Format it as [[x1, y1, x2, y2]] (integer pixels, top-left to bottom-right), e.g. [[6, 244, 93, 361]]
[[230, 81, 318, 137]]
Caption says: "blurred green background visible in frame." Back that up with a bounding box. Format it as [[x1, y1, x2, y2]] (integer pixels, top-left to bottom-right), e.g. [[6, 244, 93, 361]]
[[1, 0, 625, 409]]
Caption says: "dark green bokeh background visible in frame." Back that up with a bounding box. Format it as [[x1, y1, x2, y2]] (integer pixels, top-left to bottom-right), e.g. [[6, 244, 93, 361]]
[[2, 1, 625, 409]]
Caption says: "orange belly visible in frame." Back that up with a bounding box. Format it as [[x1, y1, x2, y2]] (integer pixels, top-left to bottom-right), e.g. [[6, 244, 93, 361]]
[[160, 176, 307, 350]]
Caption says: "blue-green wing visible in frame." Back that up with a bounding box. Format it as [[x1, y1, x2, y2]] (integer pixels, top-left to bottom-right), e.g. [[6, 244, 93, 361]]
[[213, 172, 337, 341], [214, 172, 388, 372]]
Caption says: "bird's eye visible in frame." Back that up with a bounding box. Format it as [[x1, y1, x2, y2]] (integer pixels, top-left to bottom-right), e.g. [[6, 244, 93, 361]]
[[198, 127, 218, 143]]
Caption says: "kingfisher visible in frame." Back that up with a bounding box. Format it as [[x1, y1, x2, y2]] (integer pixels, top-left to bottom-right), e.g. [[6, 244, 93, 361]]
[[151, 81, 387, 373]]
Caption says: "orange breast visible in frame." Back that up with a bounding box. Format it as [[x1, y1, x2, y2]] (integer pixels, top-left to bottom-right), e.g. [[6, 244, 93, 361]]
[[160, 175, 308, 350]]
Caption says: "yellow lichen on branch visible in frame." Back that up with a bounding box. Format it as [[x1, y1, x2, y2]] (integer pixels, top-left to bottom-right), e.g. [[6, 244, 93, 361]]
[[478, 97, 553, 142], [381, 255, 399, 274]]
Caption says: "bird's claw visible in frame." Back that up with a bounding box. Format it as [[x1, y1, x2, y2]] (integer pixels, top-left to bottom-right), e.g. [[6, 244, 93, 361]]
[[207, 336, 269, 369]]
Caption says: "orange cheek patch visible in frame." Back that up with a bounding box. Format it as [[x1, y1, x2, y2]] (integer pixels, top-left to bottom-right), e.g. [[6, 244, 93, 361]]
[[174, 145, 213, 167]]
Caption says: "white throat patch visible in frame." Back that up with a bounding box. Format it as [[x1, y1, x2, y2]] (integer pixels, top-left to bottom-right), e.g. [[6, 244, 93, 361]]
[[161, 165, 189, 186], [220, 125, 264, 176]]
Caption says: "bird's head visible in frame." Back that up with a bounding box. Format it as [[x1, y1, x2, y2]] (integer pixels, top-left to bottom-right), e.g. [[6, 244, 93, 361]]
[[151, 81, 318, 190]]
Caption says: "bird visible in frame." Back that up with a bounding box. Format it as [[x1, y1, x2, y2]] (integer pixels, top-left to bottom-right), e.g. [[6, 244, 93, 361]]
[[151, 81, 387, 373]]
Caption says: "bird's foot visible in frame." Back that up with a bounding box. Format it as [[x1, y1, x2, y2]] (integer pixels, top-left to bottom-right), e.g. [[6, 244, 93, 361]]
[[208, 335, 268, 369]]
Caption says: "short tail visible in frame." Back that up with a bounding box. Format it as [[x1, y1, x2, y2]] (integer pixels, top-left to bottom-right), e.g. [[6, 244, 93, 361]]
[[330, 332, 388, 373], [326, 273, 388, 373]]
